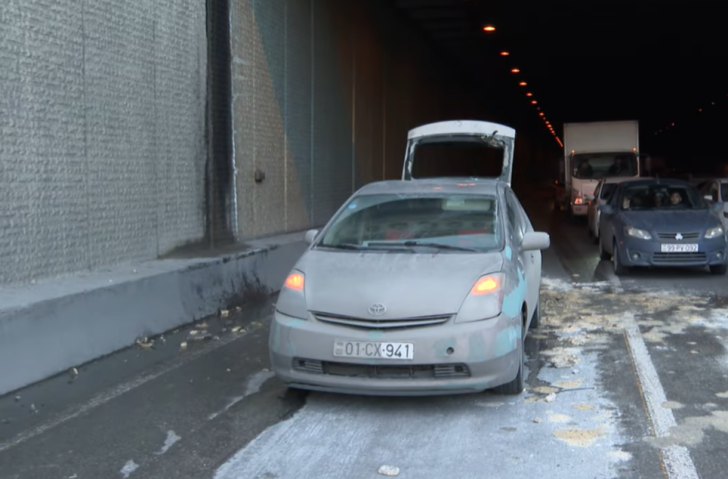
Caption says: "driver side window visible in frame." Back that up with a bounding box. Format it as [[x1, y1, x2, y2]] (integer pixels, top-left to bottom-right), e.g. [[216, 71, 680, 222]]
[[505, 190, 524, 242]]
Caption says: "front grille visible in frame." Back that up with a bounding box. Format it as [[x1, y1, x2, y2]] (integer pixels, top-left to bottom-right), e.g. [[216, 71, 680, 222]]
[[313, 312, 452, 330], [652, 252, 707, 264], [292, 358, 470, 379], [656, 231, 700, 240]]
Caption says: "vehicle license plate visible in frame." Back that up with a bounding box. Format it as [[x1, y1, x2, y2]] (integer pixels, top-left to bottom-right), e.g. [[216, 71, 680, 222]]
[[660, 243, 698, 252], [333, 340, 414, 360]]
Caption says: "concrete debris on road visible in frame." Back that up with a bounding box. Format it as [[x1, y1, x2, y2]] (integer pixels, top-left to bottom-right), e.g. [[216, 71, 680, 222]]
[[377, 465, 400, 476], [135, 337, 154, 349], [545, 393, 557, 403], [180, 342, 188, 351], [220, 309, 230, 317]]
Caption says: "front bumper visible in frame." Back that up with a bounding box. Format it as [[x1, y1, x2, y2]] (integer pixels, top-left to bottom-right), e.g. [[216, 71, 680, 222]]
[[268, 310, 522, 396], [617, 236, 728, 268]]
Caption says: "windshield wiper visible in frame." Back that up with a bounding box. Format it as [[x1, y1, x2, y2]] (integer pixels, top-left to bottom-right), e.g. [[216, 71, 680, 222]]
[[401, 241, 478, 252], [318, 243, 367, 250], [319, 243, 408, 252]]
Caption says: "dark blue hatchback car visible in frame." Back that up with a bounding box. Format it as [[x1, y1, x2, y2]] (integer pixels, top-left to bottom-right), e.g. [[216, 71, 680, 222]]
[[597, 178, 727, 275]]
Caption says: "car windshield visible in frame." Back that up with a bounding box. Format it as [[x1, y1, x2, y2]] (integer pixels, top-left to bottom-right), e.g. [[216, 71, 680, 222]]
[[316, 193, 502, 253], [619, 184, 707, 211], [573, 152, 637, 179]]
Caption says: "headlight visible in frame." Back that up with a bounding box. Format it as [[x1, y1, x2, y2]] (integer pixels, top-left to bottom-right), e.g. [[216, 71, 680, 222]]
[[275, 270, 308, 319], [624, 226, 651, 240], [705, 226, 724, 239], [454, 273, 504, 323]]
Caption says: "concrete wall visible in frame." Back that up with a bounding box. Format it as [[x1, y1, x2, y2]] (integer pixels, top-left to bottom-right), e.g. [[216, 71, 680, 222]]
[[230, 0, 477, 240], [0, 0, 208, 286]]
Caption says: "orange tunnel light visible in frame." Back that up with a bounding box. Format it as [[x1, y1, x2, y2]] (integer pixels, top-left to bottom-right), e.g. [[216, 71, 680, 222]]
[[539, 112, 544, 116], [531, 100, 537, 104], [519, 82, 527, 86], [285, 272, 304, 290], [526, 92, 532, 96], [483, 25, 496, 32], [511, 68, 520, 73], [500, 51, 509, 56]]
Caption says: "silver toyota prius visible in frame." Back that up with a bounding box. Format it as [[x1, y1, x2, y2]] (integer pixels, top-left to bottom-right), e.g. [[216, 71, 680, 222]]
[[269, 120, 550, 396]]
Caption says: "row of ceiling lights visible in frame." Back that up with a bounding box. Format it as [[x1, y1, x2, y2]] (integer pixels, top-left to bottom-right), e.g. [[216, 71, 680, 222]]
[[654, 95, 727, 136], [483, 25, 562, 148]]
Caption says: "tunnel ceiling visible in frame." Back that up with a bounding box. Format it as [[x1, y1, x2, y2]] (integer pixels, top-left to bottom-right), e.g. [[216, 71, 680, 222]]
[[389, 0, 728, 142]]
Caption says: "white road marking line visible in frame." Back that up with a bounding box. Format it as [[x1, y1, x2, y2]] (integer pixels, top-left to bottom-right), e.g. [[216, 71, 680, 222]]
[[208, 370, 274, 420], [0, 326, 261, 454], [622, 312, 699, 479]]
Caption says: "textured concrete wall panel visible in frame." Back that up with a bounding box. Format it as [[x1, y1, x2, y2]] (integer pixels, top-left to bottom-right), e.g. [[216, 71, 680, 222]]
[[249, 0, 287, 238], [0, 0, 207, 286], [310, 0, 354, 226], [0, 0, 88, 284], [283, 0, 313, 231], [84, 1, 158, 267], [154, 2, 207, 253]]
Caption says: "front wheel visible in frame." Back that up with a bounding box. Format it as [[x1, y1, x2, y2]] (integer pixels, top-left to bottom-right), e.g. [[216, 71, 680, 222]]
[[599, 234, 611, 260], [493, 311, 526, 395], [613, 239, 629, 275], [710, 264, 727, 275]]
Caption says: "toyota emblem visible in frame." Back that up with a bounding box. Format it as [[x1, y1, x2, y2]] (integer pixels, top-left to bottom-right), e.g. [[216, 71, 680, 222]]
[[675, 233, 683, 240], [368, 303, 386, 315]]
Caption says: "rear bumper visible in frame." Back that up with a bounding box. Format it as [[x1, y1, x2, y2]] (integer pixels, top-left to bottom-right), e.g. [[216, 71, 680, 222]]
[[571, 203, 588, 215]]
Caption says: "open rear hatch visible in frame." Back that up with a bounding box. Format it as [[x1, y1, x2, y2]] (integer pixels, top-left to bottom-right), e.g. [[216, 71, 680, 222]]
[[401, 120, 515, 185]]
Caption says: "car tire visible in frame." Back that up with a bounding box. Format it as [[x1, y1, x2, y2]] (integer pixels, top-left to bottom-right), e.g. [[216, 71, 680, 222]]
[[710, 264, 728, 275], [613, 239, 629, 275], [599, 235, 611, 260], [493, 310, 526, 395], [529, 300, 540, 330]]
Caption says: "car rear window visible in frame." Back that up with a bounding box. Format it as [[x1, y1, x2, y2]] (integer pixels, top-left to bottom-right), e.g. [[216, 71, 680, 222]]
[[318, 193, 503, 252]]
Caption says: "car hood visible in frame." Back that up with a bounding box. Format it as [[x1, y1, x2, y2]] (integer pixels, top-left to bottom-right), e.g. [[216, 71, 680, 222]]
[[621, 209, 720, 232], [298, 249, 504, 319]]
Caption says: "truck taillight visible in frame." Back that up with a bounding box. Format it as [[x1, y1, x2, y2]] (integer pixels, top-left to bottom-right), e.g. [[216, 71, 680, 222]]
[[574, 197, 583, 204]]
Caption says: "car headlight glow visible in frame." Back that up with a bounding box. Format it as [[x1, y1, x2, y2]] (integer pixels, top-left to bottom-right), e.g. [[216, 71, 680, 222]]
[[275, 270, 309, 319], [625, 226, 651, 240], [705, 226, 724, 239], [455, 273, 504, 323]]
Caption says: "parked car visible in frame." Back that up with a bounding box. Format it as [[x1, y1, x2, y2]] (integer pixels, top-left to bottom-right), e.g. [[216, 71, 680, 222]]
[[269, 120, 550, 396], [597, 178, 727, 275], [699, 178, 728, 229], [587, 177, 641, 243]]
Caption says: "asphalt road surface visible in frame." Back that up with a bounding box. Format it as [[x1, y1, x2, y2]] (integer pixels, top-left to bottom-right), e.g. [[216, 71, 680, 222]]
[[2, 185, 728, 479]]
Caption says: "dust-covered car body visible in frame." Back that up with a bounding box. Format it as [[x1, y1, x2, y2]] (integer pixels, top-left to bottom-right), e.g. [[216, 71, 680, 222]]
[[269, 120, 550, 396], [598, 178, 728, 275]]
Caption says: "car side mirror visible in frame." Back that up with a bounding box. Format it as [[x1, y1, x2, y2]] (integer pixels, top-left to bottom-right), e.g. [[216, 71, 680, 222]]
[[304, 229, 319, 245], [521, 231, 550, 251], [598, 204, 614, 215]]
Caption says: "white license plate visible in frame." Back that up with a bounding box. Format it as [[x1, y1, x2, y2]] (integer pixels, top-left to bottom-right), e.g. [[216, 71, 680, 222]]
[[660, 243, 698, 252], [333, 340, 414, 360]]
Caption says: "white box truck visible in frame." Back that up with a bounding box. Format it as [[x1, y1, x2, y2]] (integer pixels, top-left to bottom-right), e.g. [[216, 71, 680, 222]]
[[557, 120, 643, 216]]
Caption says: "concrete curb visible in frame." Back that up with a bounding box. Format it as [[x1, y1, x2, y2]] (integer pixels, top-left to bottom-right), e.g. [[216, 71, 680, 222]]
[[0, 232, 308, 397]]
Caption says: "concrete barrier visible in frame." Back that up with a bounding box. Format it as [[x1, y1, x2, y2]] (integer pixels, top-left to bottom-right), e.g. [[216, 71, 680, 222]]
[[0, 231, 308, 397]]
